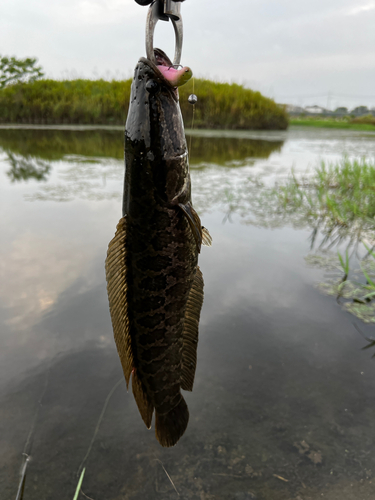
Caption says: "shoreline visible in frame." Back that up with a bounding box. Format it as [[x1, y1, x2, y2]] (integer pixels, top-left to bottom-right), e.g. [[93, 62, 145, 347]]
[[1, 123, 375, 138], [289, 118, 375, 132]]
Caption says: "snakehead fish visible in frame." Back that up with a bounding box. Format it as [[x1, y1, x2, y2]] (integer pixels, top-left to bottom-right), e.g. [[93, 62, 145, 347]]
[[105, 48, 211, 447]]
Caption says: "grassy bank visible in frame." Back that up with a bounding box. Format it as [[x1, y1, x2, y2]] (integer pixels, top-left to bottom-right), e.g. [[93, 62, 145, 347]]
[[0, 78, 288, 130], [290, 116, 375, 131]]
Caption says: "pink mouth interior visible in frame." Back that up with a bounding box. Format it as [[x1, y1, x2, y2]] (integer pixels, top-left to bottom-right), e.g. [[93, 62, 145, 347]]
[[154, 49, 191, 87], [157, 65, 182, 82]]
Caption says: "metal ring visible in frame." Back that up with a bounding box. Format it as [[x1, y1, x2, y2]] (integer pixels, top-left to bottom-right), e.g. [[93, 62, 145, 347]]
[[146, 1, 183, 66]]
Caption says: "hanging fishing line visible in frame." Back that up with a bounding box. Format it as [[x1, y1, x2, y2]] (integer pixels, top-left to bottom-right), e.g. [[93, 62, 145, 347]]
[[188, 77, 197, 158], [76, 378, 123, 477]]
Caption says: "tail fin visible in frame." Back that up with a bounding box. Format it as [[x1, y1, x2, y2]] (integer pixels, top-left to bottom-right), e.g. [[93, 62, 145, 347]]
[[155, 397, 189, 447]]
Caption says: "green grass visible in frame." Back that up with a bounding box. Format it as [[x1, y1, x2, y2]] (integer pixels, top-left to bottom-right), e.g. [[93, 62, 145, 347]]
[[73, 468, 85, 500], [262, 155, 375, 251], [0, 77, 288, 130], [338, 249, 350, 277], [0, 79, 130, 125], [351, 114, 375, 126], [290, 116, 375, 131], [273, 156, 375, 234], [180, 78, 288, 130]]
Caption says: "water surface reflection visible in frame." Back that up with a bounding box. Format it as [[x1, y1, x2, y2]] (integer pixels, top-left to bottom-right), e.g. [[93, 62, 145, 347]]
[[1, 127, 375, 499]]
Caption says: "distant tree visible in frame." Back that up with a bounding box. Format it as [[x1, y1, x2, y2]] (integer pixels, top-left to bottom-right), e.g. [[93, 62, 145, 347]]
[[0, 55, 44, 88], [351, 105, 369, 116], [334, 107, 348, 114]]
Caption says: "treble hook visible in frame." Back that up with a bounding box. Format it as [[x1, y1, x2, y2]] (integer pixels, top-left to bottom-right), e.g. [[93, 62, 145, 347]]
[[145, 0, 183, 66]]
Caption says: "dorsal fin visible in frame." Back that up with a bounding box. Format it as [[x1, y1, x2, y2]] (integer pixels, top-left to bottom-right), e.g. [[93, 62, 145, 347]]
[[181, 267, 204, 391], [105, 216, 154, 427], [105, 217, 133, 388]]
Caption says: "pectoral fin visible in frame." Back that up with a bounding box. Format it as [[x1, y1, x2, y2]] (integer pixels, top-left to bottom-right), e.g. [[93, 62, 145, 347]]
[[181, 267, 204, 391], [202, 226, 212, 247], [178, 202, 203, 253]]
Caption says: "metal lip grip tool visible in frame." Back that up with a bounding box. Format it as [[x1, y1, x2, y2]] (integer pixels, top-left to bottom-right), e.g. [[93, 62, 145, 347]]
[[145, 0, 183, 66]]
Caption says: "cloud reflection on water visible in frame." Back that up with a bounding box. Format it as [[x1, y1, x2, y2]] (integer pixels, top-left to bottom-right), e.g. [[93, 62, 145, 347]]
[[0, 232, 93, 330]]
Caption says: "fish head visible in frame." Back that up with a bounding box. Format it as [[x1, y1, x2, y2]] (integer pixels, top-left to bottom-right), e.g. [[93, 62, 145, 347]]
[[125, 49, 193, 206]]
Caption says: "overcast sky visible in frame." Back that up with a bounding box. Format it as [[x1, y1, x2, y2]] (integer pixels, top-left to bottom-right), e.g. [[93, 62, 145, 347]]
[[1, 0, 375, 110]]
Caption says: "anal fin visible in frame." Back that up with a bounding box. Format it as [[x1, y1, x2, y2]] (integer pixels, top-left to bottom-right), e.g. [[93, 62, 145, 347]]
[[132, 370, 154, 429], [181, 267, 204, 391]]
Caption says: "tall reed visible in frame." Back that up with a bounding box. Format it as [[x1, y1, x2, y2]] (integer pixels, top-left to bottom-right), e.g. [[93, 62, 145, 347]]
[[0, 78, 288, 130]]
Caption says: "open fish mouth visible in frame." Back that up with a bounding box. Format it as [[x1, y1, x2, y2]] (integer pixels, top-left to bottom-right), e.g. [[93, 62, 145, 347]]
[[154, 48, 192, 88]]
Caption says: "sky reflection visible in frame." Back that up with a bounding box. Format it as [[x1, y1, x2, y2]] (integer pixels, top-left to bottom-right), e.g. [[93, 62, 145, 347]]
[[2, 127, 375, 499]]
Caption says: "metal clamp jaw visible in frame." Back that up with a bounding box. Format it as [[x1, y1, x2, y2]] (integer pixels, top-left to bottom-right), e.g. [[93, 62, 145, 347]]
[[146, 0, 183, 66]]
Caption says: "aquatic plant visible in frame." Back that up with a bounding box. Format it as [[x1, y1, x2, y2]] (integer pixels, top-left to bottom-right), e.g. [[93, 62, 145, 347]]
[[305, 244, 375, 324], [263, 156, 375, 323], [358, 243, 375, 301], [270, 156, 375, 247], [0, 77, 288, 130], [337, 249, 350, 278]]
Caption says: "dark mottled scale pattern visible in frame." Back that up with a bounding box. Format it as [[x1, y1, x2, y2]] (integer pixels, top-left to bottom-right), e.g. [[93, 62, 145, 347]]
[[128, 209, 196, 409], [124, 58, 197, 413], [106, 50, 208, 447]]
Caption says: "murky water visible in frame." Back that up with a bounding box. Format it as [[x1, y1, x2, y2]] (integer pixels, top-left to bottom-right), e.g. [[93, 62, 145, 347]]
[[1, 126, 375, 500]]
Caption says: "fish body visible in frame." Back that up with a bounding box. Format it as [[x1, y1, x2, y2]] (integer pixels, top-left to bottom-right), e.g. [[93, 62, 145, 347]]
[[106, 49, 210, 447]]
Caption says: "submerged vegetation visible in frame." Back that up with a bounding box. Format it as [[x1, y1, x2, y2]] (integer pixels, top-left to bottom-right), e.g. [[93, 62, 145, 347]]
[[0, 77, 288, 130], [305, 244, 375, 324]]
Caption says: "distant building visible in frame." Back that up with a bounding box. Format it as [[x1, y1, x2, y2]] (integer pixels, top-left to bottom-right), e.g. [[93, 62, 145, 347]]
[[304, 105, 329, 114], [284, 104, 306, 114], [283, 103, 375, 118]]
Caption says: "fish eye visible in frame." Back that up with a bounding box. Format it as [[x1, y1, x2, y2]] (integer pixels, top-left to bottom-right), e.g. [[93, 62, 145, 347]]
[[146, 79, 159, 94]]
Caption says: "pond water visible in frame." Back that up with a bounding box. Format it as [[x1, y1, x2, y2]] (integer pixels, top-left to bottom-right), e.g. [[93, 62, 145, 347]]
[[1, 125, 375, 500]]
